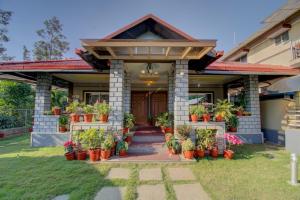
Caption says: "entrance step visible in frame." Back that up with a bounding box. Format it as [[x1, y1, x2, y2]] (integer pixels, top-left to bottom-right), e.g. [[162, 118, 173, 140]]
[[128, 143, 165, 154], [132, 135, 165, 143]]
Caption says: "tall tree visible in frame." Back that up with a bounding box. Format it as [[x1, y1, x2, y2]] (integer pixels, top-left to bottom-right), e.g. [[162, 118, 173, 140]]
[[33, 16, 69, 60], [22, 45, 31, 61], [0, 9, 14, 61]]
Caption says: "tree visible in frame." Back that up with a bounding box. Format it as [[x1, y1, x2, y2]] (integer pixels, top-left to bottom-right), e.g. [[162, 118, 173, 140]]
[[0, 9, 14, 61], [33, 16, 69, 60], [22, 45, 31, 61]]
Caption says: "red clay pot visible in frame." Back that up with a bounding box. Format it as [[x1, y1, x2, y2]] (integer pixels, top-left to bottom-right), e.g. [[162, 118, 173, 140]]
[[89, 149, 98, 162], [53, 108, 61, 115], [59, 126, 67, 133], [83, 114, 93, 123], [96, 148, 101, 161], [183, 150, 194, 159], [70, 114, 80, 123], [101, 149, 111, 160], [215, 115, 223, 122], [210, 147, 219, 158], [202, 114, 211, 122], [236, 111, 243, 116], [123, 127, 129, 134], [191, 114, 199, 122], [125, 136, 132, 145], [119, 149, 127, 157], [77, 150, 87, 160], [195, 149, 205, 158], [65, 152, 75, 161], [99, 114, 108, 123], [164, 127, 173, 133], [229, 127, 237, 132], [160, 126, 165, 133], [224, 149, 234, 160]]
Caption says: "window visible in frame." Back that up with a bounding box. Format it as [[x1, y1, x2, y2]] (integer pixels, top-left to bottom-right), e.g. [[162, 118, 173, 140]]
[[84, 91, 109, 105], [236, 54, 247, 63], [189, 92, 214, 105], [274, 31, 289, 45]]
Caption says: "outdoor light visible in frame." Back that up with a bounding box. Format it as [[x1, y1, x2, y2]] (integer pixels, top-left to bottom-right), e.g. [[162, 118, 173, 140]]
[[141, 70, 145, 74], [180, 71, 184, 75], [154, 71, 158, 75]]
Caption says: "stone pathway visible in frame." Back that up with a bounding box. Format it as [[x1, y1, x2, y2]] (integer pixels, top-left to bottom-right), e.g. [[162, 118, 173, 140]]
[[137, 184, 165, 200], [139, 168, 162, 181], [173, 183, 210, 200], [167, 167, 196, 181], [94, 187, 126, 200], [105, 168, 130, 180]]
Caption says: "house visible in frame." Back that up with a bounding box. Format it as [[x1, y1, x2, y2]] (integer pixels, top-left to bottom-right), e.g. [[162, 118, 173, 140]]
[[0, 14, 299, 147], [222, 0, 300, 145]]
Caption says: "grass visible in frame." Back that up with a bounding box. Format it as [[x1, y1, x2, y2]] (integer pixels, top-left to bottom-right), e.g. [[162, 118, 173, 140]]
[[0, 134, 300, 200]]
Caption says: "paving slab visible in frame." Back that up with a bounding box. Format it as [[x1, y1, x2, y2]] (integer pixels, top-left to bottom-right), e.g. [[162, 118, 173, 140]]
[[139, 168, 162, 181], [167, 167, 196, 181], [105, 168, 130, 180], [94, 187, 126, 200], [52, 194, 69, 200], [137, 184, 165, 200], [173, 183, 210, 200]]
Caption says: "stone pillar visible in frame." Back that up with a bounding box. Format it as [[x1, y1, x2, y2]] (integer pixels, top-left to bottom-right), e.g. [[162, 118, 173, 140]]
[[124, 72, 131, 113], [109, 60, 124, 130], [174, 60, 189, 129], [168, 72, 174, 114]]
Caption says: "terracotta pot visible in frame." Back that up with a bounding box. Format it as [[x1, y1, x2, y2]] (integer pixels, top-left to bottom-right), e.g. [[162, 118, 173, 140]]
[[236, 111, 243, 116], [96, 148, 101, 161], [65, 152, 75, 161], [125, 136, 132, 145], [167, 148, 173, 155], [164, 127, 173, 133], [224, 149, 234, 160], [99, 114, 108, 123], [89, 149, 98, 162], [101, 149, 111, 160], [77, 150, 87, 160], [83, 114, 93, 123], [202, 114, 211, 122], [123, 127, 129, 134], [195, 149, 205, 158], [191, 114, 199, 122], [119, 149, 127, 157], [171, 148, 178, 155], [59, 126, 67, 133], [53, 108, 61, 115], [70, 114, 80, 123], [160, 126, 165, 133], [111, 146, 116, 156], [229, 127, 237, 132], [183, 150, 194, 159], [29, 127, 33, 132], [215, 115, 223, 122], [210, 147, 219, 158]]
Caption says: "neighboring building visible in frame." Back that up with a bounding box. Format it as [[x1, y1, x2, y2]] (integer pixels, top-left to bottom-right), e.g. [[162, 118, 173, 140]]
[[222, 0, 300, 145], [0, 14, 298, 147]]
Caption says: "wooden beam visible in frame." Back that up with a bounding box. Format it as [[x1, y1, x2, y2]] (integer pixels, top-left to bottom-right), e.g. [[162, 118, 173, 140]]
[[106, 47, 116, 58], [197, 47, 213, 59], [85, 47, 102, 59], [165, 47, 171, 56], [87, 55, 206, 60], [128, 47, 133, 56], [181, 47, 192, 59]]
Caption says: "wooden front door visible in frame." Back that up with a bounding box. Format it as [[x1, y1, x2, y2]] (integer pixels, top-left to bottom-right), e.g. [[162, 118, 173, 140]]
[[131, 92, 148, 124], [151, 92, 167, 120]]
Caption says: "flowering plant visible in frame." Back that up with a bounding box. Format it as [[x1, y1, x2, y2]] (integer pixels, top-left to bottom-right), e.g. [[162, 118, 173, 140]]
[[224, 133, 243, 150], [64, 140, 74, 153]]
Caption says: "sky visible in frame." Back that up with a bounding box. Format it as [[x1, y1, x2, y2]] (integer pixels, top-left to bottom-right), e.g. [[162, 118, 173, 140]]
[[1, 0, 287, 61]]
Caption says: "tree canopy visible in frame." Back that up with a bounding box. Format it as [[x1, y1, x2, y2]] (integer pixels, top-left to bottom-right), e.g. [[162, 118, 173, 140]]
[[0, 9, 14, 61]]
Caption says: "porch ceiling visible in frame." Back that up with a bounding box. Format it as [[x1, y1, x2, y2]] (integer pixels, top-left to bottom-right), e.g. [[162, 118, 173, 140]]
[[81, 39, 216, 61], [53, 74, 109, 84], [189, 75, 240, 85]]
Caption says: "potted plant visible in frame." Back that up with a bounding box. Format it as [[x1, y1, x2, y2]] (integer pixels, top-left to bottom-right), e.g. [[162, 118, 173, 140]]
[[182, 138, 195, 159], [59, 115, 68, 132], [116, 140, 128, 157], [165, 133, 173, 142], [166, 137, 181, 155], [52, 106, 61, 116], [224, 133, 243, 159], [123, 113, 135, 134], [214, 99, 234, 122], [176, 124, 192, 141], [200, 105, 211, 122], [101, 134, 114, 160], [51, 89, 67, 115], [95, 101, 111, 123], [83, 104, 94, 123], [195, 128, 217, 157], [66, 101, 81, 123], [189, 105, 201, 122], [64, 140, 75, 161], [155, 112, 171, 133], [72, 130, 87, 160], [226, 115, 239, 132], [80, 128, 102, 162], [235, 106, 244, 116]]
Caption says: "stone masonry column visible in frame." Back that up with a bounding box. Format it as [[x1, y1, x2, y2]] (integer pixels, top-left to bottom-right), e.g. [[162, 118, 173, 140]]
[[109, 60, 124, 130], [124, 72, 131, 114], [33, 73, 52, 132], [174, 60, 189, 130], [168, 72, 174, 114]]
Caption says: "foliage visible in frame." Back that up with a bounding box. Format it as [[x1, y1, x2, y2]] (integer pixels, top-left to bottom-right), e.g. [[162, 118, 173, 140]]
[[182, 138, 195, 151], [83, 104, 94, 114], [0, 115, 17, 129], [224, 133, 243, 150], [0, 9, 14, 61], [124, 113, 135, 129], [51, 89, 67, 108], [237, 91, 247, 109], [66, 101, 80, 114], [80, 128, 103, 149], [101, 134, 114, 150], [33, 16, 69, 61], [0, 80, 34, 109], [165, 137, 181, 153], [226, 115, 239, 129], [195, 128, 216, 150], [176, 124, 192, 140], [94, 101, 111, 115], [116, 140, 128, 155], [155, 112, 172, 127], [22, 45, 31, 61], [189, 105, 206, 116], [63, 140, 74, 153], [214, 99, 234, 121], [58, 115, 68, 126]]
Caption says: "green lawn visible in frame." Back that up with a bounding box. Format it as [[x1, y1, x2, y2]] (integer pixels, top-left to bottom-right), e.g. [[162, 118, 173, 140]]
[[0, 134, 300, 200]]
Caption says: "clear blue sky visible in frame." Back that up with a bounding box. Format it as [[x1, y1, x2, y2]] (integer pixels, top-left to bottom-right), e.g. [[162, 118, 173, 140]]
[[1, 0, 286, 61]]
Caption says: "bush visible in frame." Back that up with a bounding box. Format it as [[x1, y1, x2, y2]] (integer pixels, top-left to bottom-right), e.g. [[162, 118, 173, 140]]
[[0, 115, 17, 129]]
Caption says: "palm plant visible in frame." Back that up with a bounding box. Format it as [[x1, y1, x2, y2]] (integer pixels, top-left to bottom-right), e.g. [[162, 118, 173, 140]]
[[51, 89, 67, 108], [214, 99, 234, 121]]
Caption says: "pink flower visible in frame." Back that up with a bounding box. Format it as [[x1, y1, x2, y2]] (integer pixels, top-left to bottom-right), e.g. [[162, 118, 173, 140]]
[[64, 140, 74, 148], [224, 133, 243, 146]]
